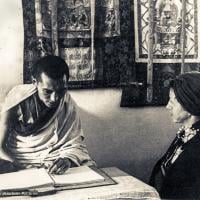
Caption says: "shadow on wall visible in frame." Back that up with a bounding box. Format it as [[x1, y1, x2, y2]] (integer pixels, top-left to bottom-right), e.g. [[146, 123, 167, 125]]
[[70, 89, 178, 183]]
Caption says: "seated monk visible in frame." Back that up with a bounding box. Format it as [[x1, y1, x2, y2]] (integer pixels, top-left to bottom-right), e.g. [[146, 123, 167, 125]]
[[0, 55, 95, 174]]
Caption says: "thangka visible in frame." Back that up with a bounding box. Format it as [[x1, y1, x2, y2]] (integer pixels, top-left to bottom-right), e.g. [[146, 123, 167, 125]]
[[35, 0, 92, 38], [95, 0, 120, 37], [134, 0, 200, 63], [60, 47, 96, 81], [35, 0, 120, 38]]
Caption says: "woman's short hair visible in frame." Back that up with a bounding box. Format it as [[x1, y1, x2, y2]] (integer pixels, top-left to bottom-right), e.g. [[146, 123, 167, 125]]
[[31, 55, 70, 81]]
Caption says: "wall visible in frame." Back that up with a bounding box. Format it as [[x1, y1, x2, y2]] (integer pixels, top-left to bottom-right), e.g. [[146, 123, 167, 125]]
[[0, 0, 23, 102], [70, 89, 178, 183]]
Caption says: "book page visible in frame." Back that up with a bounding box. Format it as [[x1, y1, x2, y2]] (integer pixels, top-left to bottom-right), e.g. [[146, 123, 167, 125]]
[[0, 168, 53, 191], [51, 166, 105, 186]]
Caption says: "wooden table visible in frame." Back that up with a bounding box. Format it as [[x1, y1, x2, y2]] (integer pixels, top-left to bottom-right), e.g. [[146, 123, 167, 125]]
[[1, 167, 160, 200]]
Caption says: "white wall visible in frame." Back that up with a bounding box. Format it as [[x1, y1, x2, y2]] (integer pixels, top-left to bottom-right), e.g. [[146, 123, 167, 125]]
[[70, 89, 179, 182], [0, 0, 24, 102]]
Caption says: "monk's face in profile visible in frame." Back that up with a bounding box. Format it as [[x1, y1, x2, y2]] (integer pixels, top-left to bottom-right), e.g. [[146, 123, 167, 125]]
[[35, 72, 67, 108], [166, 88, 190, 123]]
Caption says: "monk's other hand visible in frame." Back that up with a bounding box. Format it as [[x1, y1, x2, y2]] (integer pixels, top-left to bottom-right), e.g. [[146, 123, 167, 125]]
[[49, 157, 71, 174]]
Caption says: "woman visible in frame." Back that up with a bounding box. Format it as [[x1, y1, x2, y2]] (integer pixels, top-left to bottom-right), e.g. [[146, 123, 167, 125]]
[[150, 72, 200, 199]]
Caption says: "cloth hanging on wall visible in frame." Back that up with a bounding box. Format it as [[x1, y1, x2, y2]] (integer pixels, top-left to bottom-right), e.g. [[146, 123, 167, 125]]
[[35, 0, 120, 39], [35, 0, 120, 38], [95, 0, 120, 37], [35, 0, 96, 83], [34, 0, 120, 84], [134, 0, 200, 63], [35, 0, 92, 39], [23, 0, 132, 89]]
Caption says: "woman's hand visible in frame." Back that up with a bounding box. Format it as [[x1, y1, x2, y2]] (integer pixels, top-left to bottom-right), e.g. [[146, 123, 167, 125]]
[[48, 157, 71, 174]]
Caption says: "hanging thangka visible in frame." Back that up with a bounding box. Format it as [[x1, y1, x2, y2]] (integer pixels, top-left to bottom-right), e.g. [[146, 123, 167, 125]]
[[34, 0, 119, 84], [35, 0, 120, 38], [60, 47, 95, 81], [134, 0, 200, 63], [35, 0, 92, 38], [95, 0, 120, 37], [35, 0, 95, 83]]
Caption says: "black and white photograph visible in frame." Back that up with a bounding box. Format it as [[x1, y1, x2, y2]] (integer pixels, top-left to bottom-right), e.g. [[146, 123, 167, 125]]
[[0, 0, 200, 199]]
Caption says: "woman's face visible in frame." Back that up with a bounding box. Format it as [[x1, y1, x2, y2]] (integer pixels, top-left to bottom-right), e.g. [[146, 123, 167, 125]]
[[166, 88, 190, 123]]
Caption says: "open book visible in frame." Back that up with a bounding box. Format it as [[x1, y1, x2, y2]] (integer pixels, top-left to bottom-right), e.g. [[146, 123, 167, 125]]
[[0, 166, 115, 196]]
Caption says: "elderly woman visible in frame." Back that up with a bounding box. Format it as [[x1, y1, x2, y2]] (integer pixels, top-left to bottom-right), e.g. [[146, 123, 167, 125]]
[[149, 72, 200, 199]]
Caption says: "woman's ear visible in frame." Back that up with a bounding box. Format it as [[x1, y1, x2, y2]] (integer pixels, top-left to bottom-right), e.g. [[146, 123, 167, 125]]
[[63, 75, 68, 88], [187, 113, 191, 118], [31, 76, 37, 85], [185, 112, 192, 121]]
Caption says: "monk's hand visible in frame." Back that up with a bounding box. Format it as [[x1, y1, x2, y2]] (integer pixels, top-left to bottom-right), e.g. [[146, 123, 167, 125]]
[[49, 157, 71, 174]]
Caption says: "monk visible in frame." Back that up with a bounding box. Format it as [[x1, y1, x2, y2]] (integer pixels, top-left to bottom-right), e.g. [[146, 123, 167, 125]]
[[0, 55, 95, 174]]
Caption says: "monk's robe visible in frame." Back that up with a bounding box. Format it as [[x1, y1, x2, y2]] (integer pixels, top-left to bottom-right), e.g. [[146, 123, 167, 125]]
[[1, 84, 95, 169]]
